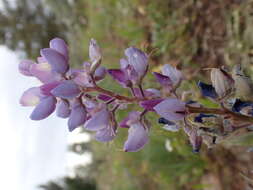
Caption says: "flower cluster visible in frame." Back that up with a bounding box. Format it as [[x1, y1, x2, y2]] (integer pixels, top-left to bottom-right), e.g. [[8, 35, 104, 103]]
[[19, 38, 253, 152]]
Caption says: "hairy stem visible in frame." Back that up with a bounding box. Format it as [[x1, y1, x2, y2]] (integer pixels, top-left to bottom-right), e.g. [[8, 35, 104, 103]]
[[83, 85, 147, 102], [187, 105, 253, 123]]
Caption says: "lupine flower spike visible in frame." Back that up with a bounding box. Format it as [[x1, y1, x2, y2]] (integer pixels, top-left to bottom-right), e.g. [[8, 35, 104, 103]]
[[19, 38, 253, 153]]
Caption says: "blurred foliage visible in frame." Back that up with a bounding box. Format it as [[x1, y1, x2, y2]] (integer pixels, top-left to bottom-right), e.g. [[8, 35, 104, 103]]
[[3, 0, 253, 189], [39, 176, 96, 190], [0, 0, 67, 58]]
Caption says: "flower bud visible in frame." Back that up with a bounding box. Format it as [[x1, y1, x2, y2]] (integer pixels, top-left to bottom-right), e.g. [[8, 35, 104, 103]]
[[89, 39, 102, 72], [210, 68, 234, 99], [232, 64, 253, 101]]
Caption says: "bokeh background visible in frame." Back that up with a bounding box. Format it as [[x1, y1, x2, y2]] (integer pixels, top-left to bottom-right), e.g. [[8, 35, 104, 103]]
[[1, 0, 253, 189]]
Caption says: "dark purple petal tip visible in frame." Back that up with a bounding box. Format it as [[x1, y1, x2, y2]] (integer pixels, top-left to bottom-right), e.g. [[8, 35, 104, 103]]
[[97, 94, 113, 102], [197, 81, 218, 99], [194, 113, 216, 123], [108, 69, 128, 85], [232, 99, 253, 114], [153, 72, 172, 86], [140, 99, 164, 111]]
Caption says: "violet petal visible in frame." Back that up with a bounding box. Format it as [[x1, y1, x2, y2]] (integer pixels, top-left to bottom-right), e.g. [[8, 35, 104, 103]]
[[56, 99, 71, 118], [40, 81, 61, 96], [51, 80, 80, 99], [41, 48, 69, 74], [162, 64, 183, 86], [72, 71, 93, 87], [140, 99, 164, 111], [94, 66, 106, 81], [108, 69, 128, 86], [95, 126, 116, 142], [30, 96, 56, 120], [125, 47, 148, 78], [20, 87, 43, 106], [84, 108, 110, 131], [19, 60, 34, 76], [124, 123, 149, 152], [119, 111, 141, 128], [68, 105, 87, 132], [49, 38, 69, 59], [154, 98, 186, 121], [153, 72, 173, 87], [30, 62, 61, 83]]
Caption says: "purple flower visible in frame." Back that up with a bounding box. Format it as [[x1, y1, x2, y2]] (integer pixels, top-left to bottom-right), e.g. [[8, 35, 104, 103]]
[[120, 112, 149, 152], [30, 96, 57, 120], [49, 38, 69, 60], [161, 64, 183, 87], [153, 64, 183, 91], [119, 111, 141, 128], [84, 107, 110, 131], [68, 99, 87, 132], [31, 63, 61, 84], [108, 69, 131, 87], [40, 81, 61, 96], [70, 63, 105, 87], [72, 70, 94, 87], [84, 107, 117, 142], [108, 48, 148, 87], [20, 87, 44, 106], [41, 48, 69, 74], [132, 88, 160, 98], [153, 72, 173, 90], [124, 122, 149, 152], [38, 38, 70, 74], [154, 98, 186, 121], [124, 47, 148, 84], [125, 47, 148, 79], [19, 58, 62, 84], [51, 80, 81, 99], [140, 99, 164, 111]]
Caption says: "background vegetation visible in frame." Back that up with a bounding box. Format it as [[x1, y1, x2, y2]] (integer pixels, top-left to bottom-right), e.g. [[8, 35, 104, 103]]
[[1, 0, 253, 189]]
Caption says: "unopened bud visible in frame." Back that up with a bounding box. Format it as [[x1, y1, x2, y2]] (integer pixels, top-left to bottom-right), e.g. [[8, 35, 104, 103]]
[[210, 68, 234, 99]]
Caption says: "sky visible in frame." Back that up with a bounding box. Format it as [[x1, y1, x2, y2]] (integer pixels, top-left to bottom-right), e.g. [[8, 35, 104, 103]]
[[0, 46, 91, 190]]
